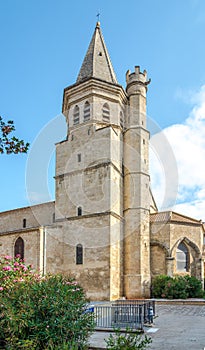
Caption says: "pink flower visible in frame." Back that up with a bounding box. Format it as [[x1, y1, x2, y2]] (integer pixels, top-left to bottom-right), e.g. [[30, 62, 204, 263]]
[[14, 262, 19, 266], [3, 266, 12, 271], [13, 267, 19, 271], [0, 287, 3, 291], [4, 255, 12, 260]]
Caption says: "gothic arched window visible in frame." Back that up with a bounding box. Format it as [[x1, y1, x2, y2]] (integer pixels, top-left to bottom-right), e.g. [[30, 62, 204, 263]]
[[73, 105, 80, 125], [84, 101, 90, 121], [14, 237, 24, 259], [102, 103, 110, 122], [176, 242, 189, 272], [76, 244, 83, 264]]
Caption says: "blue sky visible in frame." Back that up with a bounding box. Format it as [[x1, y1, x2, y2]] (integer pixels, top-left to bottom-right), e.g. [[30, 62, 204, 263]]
[[1, 0, 205, 220]]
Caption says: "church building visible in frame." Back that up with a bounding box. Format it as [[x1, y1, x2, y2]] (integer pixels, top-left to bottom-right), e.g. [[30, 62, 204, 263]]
[[0, 22, 204, 300]]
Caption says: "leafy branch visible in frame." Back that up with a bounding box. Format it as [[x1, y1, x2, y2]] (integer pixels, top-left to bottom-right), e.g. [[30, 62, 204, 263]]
[[0, 116, 29, 154]]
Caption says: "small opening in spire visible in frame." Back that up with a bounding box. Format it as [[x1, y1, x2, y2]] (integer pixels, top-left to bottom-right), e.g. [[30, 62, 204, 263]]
[[98, 52, 102, 56]]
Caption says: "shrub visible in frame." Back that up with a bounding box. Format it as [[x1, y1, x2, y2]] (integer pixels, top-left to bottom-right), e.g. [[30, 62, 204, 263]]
[[0, 256, 95, 349], [184, 275, 204, 298], [152, 274, 204, 299], [163, 276, 187, 299], [151, 275, 172, 298], [105, 328, 152, 350]]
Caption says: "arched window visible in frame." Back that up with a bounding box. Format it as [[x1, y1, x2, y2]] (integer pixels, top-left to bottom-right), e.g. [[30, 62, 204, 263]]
[[14, 237, 24, 259], [102, 103, 110, 122], [77, 206, 82, 216], [84, 101, 90, 121], [73, 105, 80, 125], [120, 111, 124, 129], [176, 242, 189, 272], [76, 244, 83, 264]]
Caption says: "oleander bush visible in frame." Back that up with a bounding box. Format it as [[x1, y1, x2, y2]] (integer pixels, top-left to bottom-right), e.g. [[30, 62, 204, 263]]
[[152, 274, 204, 299], [0, 256, 95, 349]]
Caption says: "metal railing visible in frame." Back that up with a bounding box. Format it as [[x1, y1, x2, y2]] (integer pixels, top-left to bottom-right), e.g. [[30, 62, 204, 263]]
[[94, 299, 155, 330]]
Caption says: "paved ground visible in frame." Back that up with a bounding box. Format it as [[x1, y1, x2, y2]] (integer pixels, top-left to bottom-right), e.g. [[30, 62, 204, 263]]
[[89, 303, 205, 349]]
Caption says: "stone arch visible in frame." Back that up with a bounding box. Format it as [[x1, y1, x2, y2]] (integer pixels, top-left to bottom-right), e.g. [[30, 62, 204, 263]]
[[171, 237, 201, 258], [171, 237, 202, 279], [151, 240, 170, 257], [150, 241, 170, 277]]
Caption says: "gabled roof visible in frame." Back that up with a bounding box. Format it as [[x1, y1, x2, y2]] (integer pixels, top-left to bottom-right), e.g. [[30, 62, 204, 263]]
[[76, 22, 118, 84], [150, 210, 203, 225]]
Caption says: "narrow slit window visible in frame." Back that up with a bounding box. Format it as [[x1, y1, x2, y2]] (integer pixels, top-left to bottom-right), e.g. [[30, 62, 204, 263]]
[[23, 218, 26, 228], [78, 154, 81, 162], [76, 244, 83, 264], [77, 206, 82, 216]]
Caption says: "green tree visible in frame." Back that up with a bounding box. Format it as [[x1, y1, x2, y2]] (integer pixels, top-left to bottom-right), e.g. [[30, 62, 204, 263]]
[[0, 116, 29, 154]]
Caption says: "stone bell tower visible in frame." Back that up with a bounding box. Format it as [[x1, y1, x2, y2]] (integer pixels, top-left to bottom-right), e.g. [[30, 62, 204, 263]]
[[54, 22, 127, 300], [123, 67, 151, 298]]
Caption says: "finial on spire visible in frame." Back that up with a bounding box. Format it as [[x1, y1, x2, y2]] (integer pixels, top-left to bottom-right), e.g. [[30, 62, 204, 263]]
[[96, 11, 100, 27]]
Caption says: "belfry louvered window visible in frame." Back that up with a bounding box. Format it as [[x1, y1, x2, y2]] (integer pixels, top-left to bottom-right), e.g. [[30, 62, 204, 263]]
[[84, 101, 90, 121], [76, 244, 83, 264], [14, 237, 24, 259], [73, 105, 80, 125], [102, 103, 110, 122], [120, 111, 124, 129]]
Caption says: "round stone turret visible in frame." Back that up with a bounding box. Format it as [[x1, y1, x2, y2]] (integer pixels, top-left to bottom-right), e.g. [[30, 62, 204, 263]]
[[126, 66, 151, 98]]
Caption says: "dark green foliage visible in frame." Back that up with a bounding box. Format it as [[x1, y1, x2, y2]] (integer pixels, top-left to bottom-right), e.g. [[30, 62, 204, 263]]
[[151, 275, 172, 298], [0, 274, 95, 349], [152, 275, 204, 299], [183, 275, 204, 298], [105, 328, 152, 350], [0, 116, 29, 154]]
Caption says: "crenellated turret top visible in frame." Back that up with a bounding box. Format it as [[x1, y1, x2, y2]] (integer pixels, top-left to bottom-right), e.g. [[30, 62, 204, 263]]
[[126, 66, 151, 88], [76, 22, 118, 84]]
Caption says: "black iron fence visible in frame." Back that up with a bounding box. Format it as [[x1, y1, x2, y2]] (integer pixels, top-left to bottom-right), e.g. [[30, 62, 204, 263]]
[[94, 299, 155, 330]]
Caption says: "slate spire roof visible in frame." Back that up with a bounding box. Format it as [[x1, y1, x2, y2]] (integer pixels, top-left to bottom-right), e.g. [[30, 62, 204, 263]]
[[77, 22, 118, 84]]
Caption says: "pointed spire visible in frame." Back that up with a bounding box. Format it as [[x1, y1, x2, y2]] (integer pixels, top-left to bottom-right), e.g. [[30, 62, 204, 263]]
[[77, 22, 118, 84]]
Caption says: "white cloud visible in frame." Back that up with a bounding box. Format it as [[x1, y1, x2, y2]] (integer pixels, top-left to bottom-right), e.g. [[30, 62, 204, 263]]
[[150, 85, 205, 221]]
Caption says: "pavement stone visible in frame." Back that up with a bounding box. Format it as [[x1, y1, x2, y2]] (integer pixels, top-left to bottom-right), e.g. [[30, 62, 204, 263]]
[[89, 303, 205, 350]]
